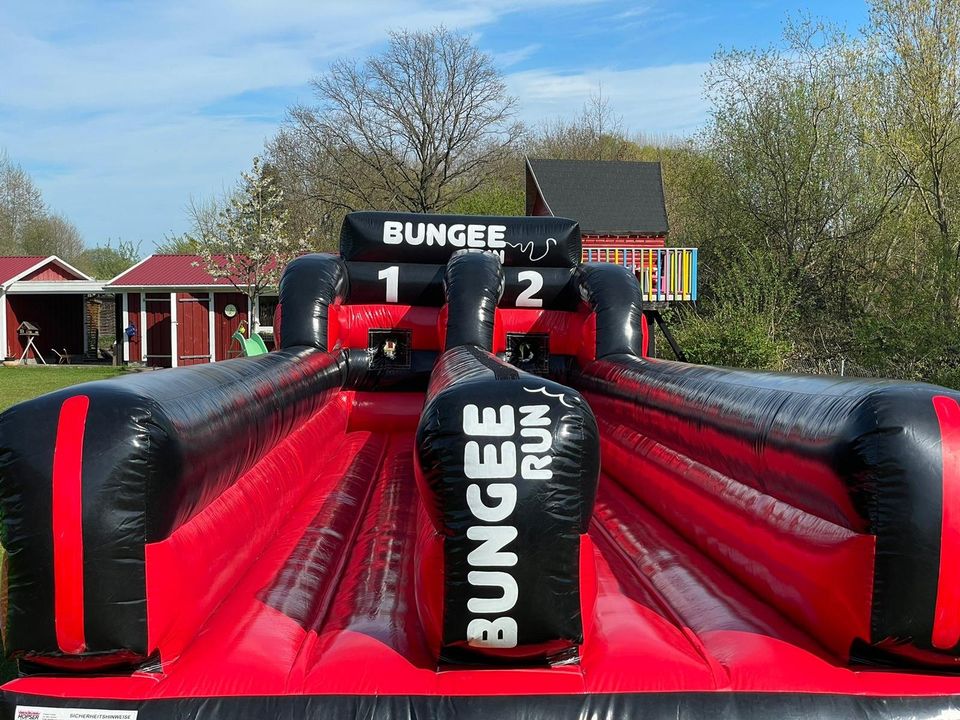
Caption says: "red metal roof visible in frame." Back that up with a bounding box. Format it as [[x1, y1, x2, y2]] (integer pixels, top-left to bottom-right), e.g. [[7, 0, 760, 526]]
[[107, 255, 236, 287], [0, 257, 54, 284]]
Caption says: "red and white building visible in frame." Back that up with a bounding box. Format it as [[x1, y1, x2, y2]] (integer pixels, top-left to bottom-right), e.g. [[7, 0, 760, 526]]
[[106, 255, 277, 368], [525, 158, 669, 252], [525, 157, 697, 303], [0, 256, 103, 361]]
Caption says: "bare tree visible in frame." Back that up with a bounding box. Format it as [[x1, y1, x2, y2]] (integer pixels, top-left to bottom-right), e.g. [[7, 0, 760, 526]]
[[527, 85, 633, 161], [267, 127, 347, 252], [585, 84, 629, 160], [277, 27, 521, 215], [186, 195, 229, 246], [156, 194, 229, 254]]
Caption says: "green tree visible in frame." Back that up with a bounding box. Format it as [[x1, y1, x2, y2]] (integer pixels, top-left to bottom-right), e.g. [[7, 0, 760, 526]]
[[20, 213, 84, 262], [859, 0, 960, 312], [0, 151, 87, 260], [76, 240, 141, 280], [446, 183, 525, 216], [0, 151, 45, 254], [155, 233, 198, 255], [688, 19, 894, 370]]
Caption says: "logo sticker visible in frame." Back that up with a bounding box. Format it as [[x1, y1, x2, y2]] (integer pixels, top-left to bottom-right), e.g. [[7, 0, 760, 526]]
[[15, 707, 138, 720]]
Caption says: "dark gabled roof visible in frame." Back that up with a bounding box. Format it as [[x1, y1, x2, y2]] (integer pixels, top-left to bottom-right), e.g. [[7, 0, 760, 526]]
[[525, 158, 668, 235]]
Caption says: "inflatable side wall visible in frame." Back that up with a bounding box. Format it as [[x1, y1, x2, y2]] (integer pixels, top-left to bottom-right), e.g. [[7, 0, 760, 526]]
[[576, 356, 960, 667], [0, 349, 343, 666]]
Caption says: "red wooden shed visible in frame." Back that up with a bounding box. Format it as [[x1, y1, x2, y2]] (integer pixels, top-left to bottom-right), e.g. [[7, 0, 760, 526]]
[[106, 255, 278, 367], [0, 256, 103, 362]]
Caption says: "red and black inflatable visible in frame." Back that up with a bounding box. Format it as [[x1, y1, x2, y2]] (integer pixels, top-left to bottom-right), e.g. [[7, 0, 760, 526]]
[[2, 211, 960, 718]]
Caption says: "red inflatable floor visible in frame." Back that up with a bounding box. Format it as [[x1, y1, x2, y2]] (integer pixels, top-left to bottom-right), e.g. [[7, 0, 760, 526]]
[[6, 397, 960, 702]]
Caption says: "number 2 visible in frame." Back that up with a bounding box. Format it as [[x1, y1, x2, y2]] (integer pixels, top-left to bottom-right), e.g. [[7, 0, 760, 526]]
[[516, 271, 543, 307], [379, 266, 399, 303]]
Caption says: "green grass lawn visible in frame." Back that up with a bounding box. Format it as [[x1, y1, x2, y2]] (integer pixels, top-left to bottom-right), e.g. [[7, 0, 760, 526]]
[[0, 365, 126, 412]]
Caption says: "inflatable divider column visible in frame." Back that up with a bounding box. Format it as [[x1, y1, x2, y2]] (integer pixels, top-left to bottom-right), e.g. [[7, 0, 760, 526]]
[[440, 250, 503, 352], [415, 347, 599, 664], [414, 250, 600, 664]]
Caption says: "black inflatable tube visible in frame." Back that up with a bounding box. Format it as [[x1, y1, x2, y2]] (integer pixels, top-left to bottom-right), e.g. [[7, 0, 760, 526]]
[[0, 348, 345, 660], [442, 251, 503, 351], [277, 254, 348, 351], [572, 354, 960, 663], [575, 263, 644, 359]]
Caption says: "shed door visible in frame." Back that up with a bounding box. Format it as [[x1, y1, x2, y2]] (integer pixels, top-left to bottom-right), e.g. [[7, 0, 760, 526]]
[[177, 292, 211, 365], [145, 294, 171, 368], [214, 292, 248, 361]]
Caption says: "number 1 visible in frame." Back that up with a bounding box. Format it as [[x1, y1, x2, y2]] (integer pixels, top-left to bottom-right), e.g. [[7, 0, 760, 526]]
[[379, 266, 399, 303]]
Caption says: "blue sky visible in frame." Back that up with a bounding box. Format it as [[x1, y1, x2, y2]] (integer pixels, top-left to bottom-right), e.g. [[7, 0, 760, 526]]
[[0, 0, 867, 250]]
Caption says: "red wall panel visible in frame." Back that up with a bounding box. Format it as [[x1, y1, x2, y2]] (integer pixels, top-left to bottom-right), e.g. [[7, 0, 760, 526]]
[[20, 263, 84, 282], [125, 293, 142, 362], [145, 294, 171, 368], [176, 293, 210, 365]]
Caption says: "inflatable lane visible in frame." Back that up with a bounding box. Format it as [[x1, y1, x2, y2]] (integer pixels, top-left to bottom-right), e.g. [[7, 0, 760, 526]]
[[2, 211, 960, 719]]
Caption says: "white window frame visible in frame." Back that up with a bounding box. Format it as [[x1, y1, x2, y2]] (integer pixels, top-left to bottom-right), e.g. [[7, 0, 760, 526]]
[[253, 294, 279, 335]]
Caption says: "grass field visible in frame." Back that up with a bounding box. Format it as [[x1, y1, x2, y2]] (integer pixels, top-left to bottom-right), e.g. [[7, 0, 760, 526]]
[[0, 365, 126, 412], [0, 366, 128, 680]]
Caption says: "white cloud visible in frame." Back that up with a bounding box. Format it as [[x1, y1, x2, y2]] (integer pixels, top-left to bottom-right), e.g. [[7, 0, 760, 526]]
[[507, 62, 711, 136], [0, 1, 515, 114], [2, 111, 279, 245], [493, 44, 543, 69], [3, 0, 709, 249], [1, 0, 550, 246]]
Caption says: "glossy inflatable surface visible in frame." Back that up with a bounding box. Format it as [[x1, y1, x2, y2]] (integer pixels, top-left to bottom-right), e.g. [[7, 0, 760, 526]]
[[3, 211, 960, 720]]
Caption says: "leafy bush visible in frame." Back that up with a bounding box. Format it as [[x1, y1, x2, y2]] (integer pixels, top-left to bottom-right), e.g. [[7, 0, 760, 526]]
[[673, 311, 792, 370]]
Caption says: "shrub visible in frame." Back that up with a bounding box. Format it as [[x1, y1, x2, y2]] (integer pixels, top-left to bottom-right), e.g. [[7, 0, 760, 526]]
[[673, 311, 791, 370]]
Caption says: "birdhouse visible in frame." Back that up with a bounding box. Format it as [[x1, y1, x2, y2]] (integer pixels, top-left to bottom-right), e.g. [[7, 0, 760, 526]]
[[17, 321, 39, 337]]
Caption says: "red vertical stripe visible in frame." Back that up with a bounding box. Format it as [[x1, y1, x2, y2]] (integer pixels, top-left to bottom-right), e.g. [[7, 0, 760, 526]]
[[933, 395, 960, 649], [52, 394, 89, 654]]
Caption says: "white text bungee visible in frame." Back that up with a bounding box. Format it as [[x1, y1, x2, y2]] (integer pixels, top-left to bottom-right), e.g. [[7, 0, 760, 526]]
[[461, 402, 553, 649], [383, 220, 508, 261]]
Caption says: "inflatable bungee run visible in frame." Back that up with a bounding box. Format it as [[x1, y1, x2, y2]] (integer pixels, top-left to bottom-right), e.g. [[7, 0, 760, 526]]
[[3, 213, 960, 719]]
